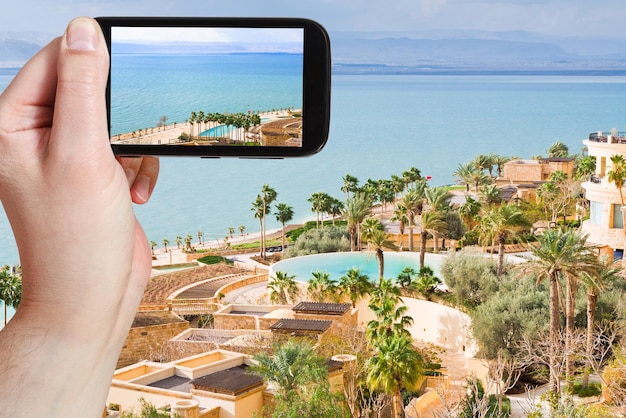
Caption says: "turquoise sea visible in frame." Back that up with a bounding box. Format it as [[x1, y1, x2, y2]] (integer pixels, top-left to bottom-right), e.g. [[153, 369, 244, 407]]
[[3, 63, 626, 322]]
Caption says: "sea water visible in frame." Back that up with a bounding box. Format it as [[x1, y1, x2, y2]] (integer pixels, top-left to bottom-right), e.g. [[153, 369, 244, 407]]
[[3, 65, 626, 322]]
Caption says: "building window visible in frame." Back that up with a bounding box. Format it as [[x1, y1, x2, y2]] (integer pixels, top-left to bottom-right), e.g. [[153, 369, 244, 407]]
[[590, 201, 603, 226], [614, 204, 625, 229]]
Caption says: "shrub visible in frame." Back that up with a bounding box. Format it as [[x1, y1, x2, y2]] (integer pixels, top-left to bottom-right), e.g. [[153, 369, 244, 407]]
[[283, 225, 350, 258], [197, 255, 233, 265]]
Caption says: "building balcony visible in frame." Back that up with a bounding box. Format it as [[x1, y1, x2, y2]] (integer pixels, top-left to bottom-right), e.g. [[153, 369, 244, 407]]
[[588, 131, 626, 144]]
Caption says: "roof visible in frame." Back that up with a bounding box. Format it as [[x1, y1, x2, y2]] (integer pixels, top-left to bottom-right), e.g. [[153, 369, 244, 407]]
[[292, 302, 352, 315], [190, 364, 264, 396], [131, 311, 187, 328], [270, 318, 332, 334]]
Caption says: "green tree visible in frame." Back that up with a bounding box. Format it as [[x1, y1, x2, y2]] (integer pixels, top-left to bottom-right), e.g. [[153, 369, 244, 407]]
[[342, 193, 372, 251], [361, 219, 399, 284], [397, 188, 423, 251], [249, 340, 348, 418], [338, 267, 373, 308], [397, 266, 417, 288], [367, 333, 423, 418], [479, 204, 530, 277], [517, 229, 602, 394], [367, 278, 413, 341], [268, 271, 299, 304], [308, 191, 332, 229], [608, 154, 626, 207], [402, 166, 422, 191], [458, 195, 482, 231], [260, 184, 278, 259], [307, 270, 338, 302], [250, 340, 327, 396], [0, 267, 21, 326], [274, 202, 294, 251], [580, 258, 622, 389], [547, 141, 569, 158], [417, 210, 447, 269], [341, 173, 359, 201], [120, 397, 173, 418]]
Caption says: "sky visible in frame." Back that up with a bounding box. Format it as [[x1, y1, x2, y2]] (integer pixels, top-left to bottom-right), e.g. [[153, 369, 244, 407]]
[[2, 0, 626, 40]]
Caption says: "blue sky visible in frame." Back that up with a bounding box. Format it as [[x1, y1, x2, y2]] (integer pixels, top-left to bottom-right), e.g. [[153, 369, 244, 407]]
[[2, 0, 626, 39]]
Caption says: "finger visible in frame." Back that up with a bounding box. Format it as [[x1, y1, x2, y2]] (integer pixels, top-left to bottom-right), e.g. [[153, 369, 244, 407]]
[[0, 38, 60, 144], [119, 157, 160, 204], [48, 17, 110, 159]]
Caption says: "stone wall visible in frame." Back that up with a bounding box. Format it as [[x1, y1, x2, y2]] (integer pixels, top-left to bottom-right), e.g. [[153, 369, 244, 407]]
[[117, 320, 190, 368]]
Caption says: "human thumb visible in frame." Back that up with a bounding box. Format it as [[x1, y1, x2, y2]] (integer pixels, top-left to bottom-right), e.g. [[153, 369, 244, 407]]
[[49, 17, 110, 159]]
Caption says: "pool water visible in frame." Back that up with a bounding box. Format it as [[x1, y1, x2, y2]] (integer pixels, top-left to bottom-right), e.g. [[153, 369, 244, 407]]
[[270, 251, 444, 282]]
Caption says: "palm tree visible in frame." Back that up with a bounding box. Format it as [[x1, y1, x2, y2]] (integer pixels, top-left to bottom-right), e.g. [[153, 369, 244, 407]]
[[547, 141, 569, 158], [342, 193, 372, 251], [268, 270, 299, 304], [0, 268, 21, 326], [517, 229, 602, 394], [479, 204, 530, 277], [402, 166, 422, 191], [367, 333, 423, 418], [417, 210, 447, 268], [361, 219, 399, 284], [397, 266, 418, 288], [424, 187, 452, 251], [274, 202, 294, 251], [328, 197, 344, 226], [608, 154, 626, 208], [341, 174, 359, 201], [580, 258, 622, 389], [249, 339, 327, 397], [251, 196, 265, 257], [259, 184, 278, 259], [367, 278, 413, 341], [397, 188, 423, 251], [338, 267, 373, 308], [307, 270, 338, 302], [162, 238, 169, 252], [458, 195, 482, 231], [479, 183, 503, 208], [308, 192, 331, 229], [454, 161, 490, 192]]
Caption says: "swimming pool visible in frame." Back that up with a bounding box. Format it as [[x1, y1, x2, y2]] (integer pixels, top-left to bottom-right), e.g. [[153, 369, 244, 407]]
[[270, 251, 444, 283], [200, 124, 233, 138]]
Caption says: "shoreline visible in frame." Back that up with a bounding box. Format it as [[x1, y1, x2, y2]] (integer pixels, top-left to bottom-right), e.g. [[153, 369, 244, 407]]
[[111, 109, 299, 146]]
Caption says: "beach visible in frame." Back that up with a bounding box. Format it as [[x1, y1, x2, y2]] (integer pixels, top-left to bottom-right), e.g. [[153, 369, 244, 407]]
[[111, 109, 299, 146]]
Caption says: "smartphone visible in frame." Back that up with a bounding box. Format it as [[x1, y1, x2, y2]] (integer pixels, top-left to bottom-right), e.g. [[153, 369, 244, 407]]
[[96, 17, 331, 158]]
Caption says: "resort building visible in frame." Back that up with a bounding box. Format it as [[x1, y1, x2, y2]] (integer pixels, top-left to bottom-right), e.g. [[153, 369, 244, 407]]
[[496, 157, 575, 202], [581, 131, 626, 257]]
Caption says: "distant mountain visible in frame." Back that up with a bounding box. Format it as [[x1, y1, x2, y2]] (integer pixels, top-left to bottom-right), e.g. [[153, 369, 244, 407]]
[[0, 32, 53, 67], [2, 29, 626, 74], [330, 29, 626, 74]]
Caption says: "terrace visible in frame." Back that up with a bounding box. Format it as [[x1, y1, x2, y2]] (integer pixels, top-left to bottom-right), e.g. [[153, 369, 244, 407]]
[[588, 131, 626, 144]]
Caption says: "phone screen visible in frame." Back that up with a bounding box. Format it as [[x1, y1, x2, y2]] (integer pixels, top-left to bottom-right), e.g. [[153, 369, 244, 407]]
[[98, 18, 330, 157]]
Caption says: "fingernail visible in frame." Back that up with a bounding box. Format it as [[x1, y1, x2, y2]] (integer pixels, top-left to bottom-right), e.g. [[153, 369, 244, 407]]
[[134, 175, 151, 203], [65, 18, 99, 51]]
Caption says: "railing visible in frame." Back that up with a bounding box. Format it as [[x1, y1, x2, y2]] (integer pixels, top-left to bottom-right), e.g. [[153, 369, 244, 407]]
[[171, 299, 221, 315], [588, 131, 626, 144]]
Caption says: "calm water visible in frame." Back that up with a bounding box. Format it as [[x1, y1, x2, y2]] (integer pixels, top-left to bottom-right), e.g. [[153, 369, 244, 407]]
[[3, 68, 626, 321], [271, 252, 443, 282]]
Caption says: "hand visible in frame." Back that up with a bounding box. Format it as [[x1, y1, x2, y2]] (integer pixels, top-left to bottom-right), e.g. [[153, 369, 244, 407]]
[[0, 17, 159, 416]]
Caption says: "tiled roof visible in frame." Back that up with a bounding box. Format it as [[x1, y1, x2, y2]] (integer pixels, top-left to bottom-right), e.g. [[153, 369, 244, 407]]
[[270, 318, 332, 333], [292, 302, 352, 315], [190, 364, 264, 396]]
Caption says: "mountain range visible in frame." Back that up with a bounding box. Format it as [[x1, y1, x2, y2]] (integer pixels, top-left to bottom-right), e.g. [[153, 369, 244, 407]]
[[2, 29, 626, 74]]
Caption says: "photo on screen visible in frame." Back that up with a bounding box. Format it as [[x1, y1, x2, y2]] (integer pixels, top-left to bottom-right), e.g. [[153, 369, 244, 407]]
[[109, 26, 304, 148]]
